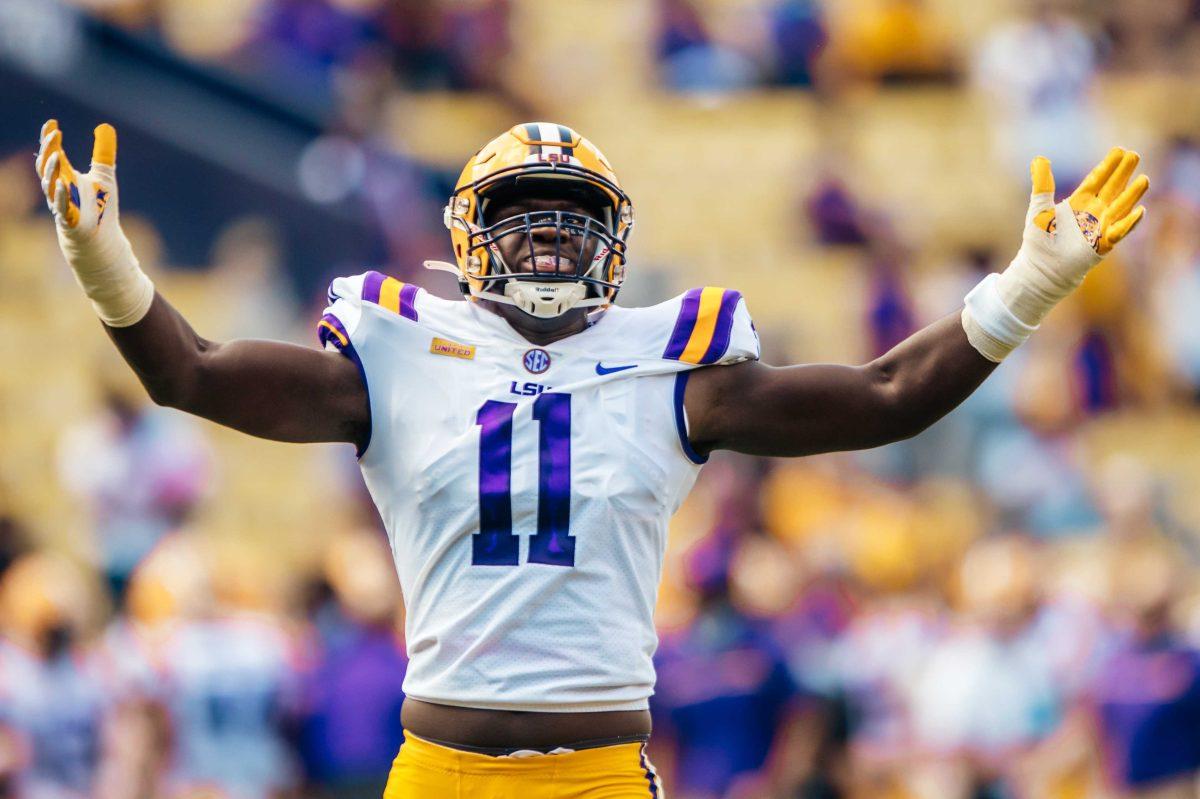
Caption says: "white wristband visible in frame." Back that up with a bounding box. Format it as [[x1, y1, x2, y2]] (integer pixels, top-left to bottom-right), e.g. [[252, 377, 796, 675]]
[[961, 273, 1038, 362]]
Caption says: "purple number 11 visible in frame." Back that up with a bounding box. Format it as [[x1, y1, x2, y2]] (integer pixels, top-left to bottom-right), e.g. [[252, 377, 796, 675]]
[[474, 393, 574, 567]]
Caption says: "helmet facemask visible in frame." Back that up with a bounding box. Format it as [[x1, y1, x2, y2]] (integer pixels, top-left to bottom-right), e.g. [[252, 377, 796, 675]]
[[467, 180, 628, 319]]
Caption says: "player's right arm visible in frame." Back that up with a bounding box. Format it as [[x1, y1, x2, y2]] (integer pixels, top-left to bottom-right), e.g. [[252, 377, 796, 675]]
[[35, 121, 369, 448]]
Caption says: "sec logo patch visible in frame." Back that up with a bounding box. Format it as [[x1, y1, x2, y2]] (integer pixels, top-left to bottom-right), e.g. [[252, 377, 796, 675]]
[[523, 348, 551, 374]]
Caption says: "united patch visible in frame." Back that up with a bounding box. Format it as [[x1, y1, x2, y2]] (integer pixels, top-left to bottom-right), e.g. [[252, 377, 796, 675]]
[[430, 337, 475, 360]]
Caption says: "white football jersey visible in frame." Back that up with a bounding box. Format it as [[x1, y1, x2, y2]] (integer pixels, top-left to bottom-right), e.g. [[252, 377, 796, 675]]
[[320, 272, 759, 712]]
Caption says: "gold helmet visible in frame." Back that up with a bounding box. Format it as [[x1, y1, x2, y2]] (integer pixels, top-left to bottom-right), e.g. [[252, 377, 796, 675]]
[[429, 122, 634, 318]]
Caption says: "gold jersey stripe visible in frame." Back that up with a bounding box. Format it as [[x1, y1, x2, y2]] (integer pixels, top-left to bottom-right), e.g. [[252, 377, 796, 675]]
[[379, 277, 405, 314], [678, 287, 727, 364]]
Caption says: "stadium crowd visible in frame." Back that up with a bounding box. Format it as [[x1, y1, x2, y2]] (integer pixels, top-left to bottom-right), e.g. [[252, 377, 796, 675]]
[[3, 1, 1200, 798]]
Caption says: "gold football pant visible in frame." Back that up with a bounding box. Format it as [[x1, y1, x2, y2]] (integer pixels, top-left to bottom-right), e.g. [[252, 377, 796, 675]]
[[383, 732, 665, 798]]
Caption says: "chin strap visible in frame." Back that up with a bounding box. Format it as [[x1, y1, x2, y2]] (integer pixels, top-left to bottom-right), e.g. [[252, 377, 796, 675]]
[[423, 260, 459, 275], [502, 281, 590, 318]]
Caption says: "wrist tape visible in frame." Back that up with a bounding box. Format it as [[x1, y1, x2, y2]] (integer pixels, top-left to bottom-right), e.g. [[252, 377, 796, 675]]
[[961, 273, 1039, 363]]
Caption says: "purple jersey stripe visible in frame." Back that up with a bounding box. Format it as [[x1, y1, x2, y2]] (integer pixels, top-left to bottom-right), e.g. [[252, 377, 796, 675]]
[[673, 371, 708, 464], [317, 313, 351, 351], [362, 271, 386, 304], [663, 288, 703, 360], [315, 313, 371, 458], [699, 289, 742, 364], [398, 282, 420, 321]]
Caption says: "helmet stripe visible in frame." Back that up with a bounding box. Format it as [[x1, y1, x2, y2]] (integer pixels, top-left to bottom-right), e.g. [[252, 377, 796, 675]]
[[536, 122, 562, 158], [557, 124, 575, 157], [524, 123, 542, 157]]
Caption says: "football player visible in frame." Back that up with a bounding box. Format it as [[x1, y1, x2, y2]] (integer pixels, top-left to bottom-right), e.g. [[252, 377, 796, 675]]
[[34, 119, 1148, 798]]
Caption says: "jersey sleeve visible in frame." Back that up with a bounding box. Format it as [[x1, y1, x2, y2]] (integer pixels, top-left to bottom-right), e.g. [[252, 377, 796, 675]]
[[317, 273, 365, 356], [317, 271, 424, 458], [661, 287, 760, 366], [317, 270, 423, 355]]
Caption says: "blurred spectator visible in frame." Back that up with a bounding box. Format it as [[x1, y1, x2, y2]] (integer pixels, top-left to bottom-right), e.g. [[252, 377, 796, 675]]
[[296, 529, 406, 798], [434, 0, 512, 92], [805, 174, 871, 246], [652, 530, 803, 799], [829, 586, 942, 796], [975, 348, 1101, 536], [56, 379, 211, 605], [1078, 544, 1200, 797], [909, 537, 1066, 795], [864, 241, 916, 358], [128, 535, 302, 798], [247, 0, 384, 79], [655, 0, 761, 92], [377, 0, 512, 92], [1101, 0, 1200, 75], [826, 0, 957, 85], [973, 0, 1103, 185], [0, 553, 119, 799], [764, 0, 828, 88], [1159, 136, 1200, 213], [1148, 157, 1200, 398]]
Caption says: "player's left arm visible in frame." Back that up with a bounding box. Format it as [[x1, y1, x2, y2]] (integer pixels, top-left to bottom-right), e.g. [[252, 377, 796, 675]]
[[685, 148, 1149, 458], [685, 313, 992, 456]]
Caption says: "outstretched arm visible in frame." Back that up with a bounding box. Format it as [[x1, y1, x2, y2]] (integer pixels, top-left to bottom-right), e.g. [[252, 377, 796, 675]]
[[686, 148, 1149, 458], [685, 313, 992, 457], [104, 294, 368, 445], [35, 120, 368, 447]]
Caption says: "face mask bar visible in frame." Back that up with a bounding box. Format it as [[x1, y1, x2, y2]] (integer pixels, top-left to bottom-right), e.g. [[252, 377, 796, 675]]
[[467, 210, 627, 295]]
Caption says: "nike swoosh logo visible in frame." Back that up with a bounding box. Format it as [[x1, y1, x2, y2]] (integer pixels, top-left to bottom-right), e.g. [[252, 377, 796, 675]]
[[596, 362, 638, 375]]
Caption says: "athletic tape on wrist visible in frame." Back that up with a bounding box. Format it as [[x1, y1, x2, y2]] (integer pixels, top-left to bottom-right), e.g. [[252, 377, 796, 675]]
[[962, 273, 1038, 362]]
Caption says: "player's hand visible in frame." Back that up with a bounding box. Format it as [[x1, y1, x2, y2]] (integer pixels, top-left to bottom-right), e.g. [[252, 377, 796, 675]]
[[35, 119, 121, 236], [1030, 148, 1149, 257], [33, 120, 153, 327], [965, 147, 1152, 358]]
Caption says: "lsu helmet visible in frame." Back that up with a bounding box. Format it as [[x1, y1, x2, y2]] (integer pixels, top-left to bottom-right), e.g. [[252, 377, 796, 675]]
[[427, 122, 634, 318]]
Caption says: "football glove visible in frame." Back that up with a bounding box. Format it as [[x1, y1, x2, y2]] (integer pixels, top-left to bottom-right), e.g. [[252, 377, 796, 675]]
[[34, 120, 154, 327], [962, 148, 1149, 362]]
